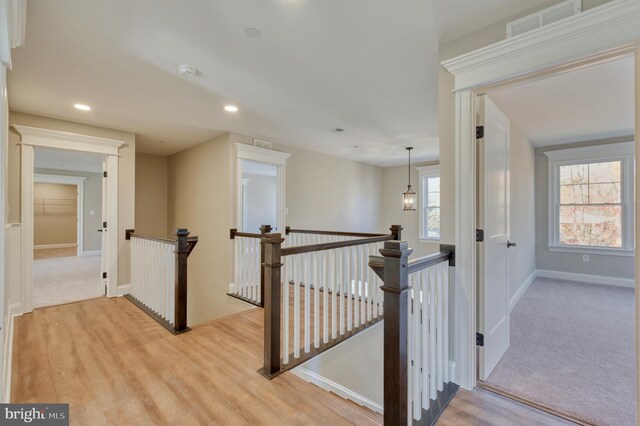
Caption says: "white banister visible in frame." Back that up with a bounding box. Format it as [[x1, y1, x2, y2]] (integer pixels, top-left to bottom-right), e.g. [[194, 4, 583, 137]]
[[407, 260, 450, 422]]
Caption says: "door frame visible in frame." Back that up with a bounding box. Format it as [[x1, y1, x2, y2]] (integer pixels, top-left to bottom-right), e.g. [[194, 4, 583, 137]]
[[234, 142, 290, 233], [15, 125, 124, 314], [442, 0, 640, 391], [33, 173, 86, 256]]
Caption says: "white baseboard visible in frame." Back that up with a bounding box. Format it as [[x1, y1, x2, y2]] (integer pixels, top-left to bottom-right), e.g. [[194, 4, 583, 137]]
[[34, 243, 77, 250], [509, 270, 537, 312], [536, 269, 635, 288], [117, 284, 131, 296], [291, 366, 383, 414], [2, 303, 22, 402], [82, 250, 101, 256]]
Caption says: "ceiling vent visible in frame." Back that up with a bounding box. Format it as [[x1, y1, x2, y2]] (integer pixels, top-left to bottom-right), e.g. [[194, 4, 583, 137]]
[[253, 138, 272, 150], [507, 0, 581, 38]]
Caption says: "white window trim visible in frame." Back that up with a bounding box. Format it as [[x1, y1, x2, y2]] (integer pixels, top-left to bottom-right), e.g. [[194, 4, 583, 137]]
[[545, 142, 634, 257], [417, 164, 440, 243]]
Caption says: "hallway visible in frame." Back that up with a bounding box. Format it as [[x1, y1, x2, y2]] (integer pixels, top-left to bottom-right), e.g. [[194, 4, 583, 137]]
[[11, 297, 575, 425]]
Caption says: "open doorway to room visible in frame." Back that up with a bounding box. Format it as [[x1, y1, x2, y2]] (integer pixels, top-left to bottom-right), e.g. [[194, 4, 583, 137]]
[[31, 147, 106, 308], [241, 160, 278, 233], [476, 55, 636, 425]]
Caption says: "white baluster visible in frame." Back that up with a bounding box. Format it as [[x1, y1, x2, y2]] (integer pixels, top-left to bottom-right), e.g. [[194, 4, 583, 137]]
[[421, 269, 430, 410], [443, 263, 450, 384], [323, 249, 329, 344], [411, 275, 421, 420], [437, 262, 444, 392], [340, 248, 346, 335], [347, 247, 353, 331], [429, 266, 437, 400], [294, 253, 301, 358], [283, 256, 290, 365], [331, 248, 337, 340], [304, 253, 311, 353], [313, 250, 320, 348]]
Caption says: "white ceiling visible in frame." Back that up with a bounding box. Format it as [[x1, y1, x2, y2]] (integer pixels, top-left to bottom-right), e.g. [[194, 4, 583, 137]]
[[488, 56, 635, 147], [8, 0, 567, 166], [34, 148, 104, 173]]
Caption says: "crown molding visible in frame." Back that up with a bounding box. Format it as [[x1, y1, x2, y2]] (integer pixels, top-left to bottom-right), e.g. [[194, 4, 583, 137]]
[[13, 125, 126, 155], [442, 0, 640, 90]]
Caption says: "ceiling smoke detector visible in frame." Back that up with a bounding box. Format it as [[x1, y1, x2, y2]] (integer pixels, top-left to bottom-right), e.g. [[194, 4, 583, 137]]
[[178, 64, 198, 77], [245, 28, 262, 38]]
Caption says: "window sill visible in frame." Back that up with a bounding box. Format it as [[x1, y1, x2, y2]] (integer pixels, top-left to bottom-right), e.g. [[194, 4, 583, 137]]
[[420, 238, 440, 244], [548, 245, 634, 257]]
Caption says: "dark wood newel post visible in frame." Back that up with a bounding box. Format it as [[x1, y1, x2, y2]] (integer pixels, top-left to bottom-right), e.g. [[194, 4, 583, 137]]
[[380, 240, 412, 425], [175, 228, 198, 333], [390, 224, 403, 241], [259, 225, 273, 306], [259, 232, 284, 379]]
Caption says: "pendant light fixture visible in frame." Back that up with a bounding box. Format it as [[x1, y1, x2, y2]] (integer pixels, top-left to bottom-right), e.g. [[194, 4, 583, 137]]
[[402, 147, 416, 211]]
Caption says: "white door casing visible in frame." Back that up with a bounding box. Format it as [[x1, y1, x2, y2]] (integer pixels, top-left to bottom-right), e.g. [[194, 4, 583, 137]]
[[442, 0, 640, 390], [477, 96, 511, 381], [101, 160, 108, 296], [15, 125, 124, 313]]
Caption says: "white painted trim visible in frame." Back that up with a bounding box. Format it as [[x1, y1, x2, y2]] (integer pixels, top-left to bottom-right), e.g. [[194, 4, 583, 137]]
[[453, 89, 476, 390], [543, 141, 634, 161], [442, 0, 640, 91], [83, 250, 102, 256], [234, 142, 291, 165], [537, 269, 635, 288], [2, 303, 21, 402], [442, 0, 640, 392], [545, 145, 634, 254], [0, 0, 26, 68], [34, 173, 86, 255], [117, 284, 131, 296], [291, 366, 383, 414], [548, 245, 634, 257], [14, 125, 126, 156], [34, 243, 77, 250], [235, 143, 289, 233], [19, 130, 120, 313], [509, 270, 537, 312]]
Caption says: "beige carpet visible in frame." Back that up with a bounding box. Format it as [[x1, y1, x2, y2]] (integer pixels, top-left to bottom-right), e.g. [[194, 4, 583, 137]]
[[485, 277, 636, 426], [33, 253, 104, 308]]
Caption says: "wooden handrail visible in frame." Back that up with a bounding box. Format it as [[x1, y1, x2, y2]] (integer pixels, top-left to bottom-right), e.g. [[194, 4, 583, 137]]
[[128, 232, 175, 245], [229, 228, 264, 239], [282, 234, 393, 256], [286, 227, 388, 238], [369, 245, 455, 279]]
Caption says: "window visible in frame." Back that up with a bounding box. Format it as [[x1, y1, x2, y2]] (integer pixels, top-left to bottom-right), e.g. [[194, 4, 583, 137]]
[[546, 142, 634, 256], [417, 165, 440, 241]]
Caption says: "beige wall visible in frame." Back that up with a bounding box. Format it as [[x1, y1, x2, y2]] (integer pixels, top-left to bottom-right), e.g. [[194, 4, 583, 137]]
[[382, 163, 440, 258], [167, 132, 386, 325], [438, 0, 614, 247], [35, 168, 103, 252], [8, 111, 135, 286], [33, 183, 77, 246], [135, 153, 168, 237], [167, 133, 246, 325]]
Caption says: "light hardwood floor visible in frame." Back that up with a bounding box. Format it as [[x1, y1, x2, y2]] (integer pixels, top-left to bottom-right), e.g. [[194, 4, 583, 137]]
[[34, 247, 78, 259], [12, 297, 572, 425]]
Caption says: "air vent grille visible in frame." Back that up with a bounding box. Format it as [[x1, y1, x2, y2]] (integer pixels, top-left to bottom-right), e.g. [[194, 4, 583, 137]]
[[507, 0, 581, 38], [253, 138, 272, 150]]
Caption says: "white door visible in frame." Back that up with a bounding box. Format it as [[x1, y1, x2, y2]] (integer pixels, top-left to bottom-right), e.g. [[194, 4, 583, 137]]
[[101, 160, 108, 296], [477, 95, 511, 381]]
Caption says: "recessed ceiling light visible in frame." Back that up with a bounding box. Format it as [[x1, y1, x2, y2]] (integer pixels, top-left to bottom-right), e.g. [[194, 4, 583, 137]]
[[74, 103, 91, 111], [353, 146, 359, 148], [224, 105, 239, 112], [245, 28, 262, 38], [333, 128, 344, 133]]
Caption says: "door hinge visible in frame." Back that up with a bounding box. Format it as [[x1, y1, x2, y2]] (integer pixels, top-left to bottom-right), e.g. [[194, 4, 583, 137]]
[[476, 332, 484, 346], [476, 229, 484, 242], [476, 126, 484, 139], [103, 221, 107, 229], [103, 171, 107, 178], [102, 272, 107, 279]]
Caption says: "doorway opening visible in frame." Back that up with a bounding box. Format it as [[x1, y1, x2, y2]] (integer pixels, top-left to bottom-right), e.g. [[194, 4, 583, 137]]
[[476, 55, 636, 425], [32, 148, 107, 308]]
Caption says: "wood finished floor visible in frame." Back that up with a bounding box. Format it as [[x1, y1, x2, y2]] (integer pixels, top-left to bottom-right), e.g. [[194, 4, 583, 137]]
[[34, 247, 78, 259], [12, 297, 572, 425]]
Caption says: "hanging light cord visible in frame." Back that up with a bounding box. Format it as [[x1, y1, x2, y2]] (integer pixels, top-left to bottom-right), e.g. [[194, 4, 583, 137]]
[[407, 147, 412, 187]]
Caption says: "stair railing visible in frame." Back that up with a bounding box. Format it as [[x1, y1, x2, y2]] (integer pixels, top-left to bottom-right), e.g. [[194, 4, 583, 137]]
[[259, 225, 402, 379], [369, 240, 457, 426], [125, 228, 198, 334]]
